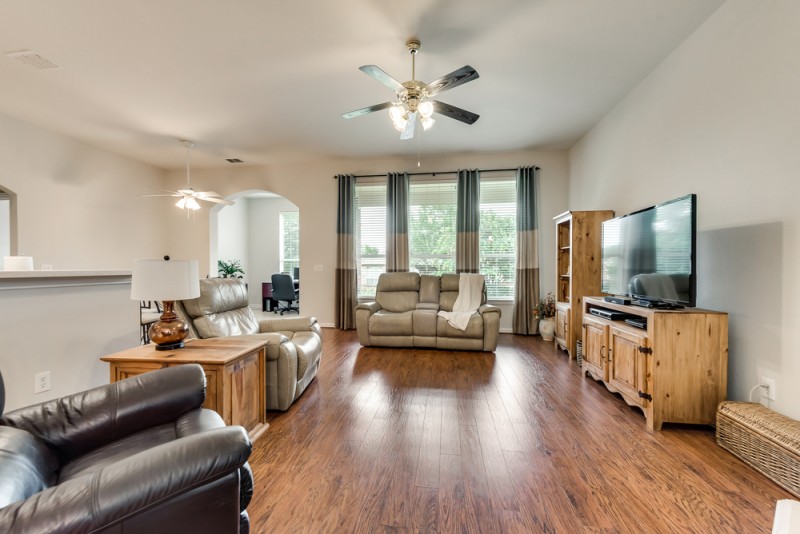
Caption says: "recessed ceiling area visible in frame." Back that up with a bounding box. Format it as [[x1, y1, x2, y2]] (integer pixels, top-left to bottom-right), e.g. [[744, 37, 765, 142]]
[[0, 0, 724, 169]]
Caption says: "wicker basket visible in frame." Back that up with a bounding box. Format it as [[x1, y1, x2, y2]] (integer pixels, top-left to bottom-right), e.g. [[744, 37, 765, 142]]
[[716, 401, 800, 498], [576, 340, 583, 367]]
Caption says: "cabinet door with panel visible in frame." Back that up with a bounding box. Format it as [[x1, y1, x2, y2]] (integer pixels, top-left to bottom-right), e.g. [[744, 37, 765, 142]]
[[554, 304, 570, 351], [582, 315, 608, 381], [608, 327, 650, 408]]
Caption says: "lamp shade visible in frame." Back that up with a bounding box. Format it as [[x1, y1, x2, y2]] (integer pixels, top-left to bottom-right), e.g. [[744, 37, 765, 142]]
[[130, 259, 200, 301]]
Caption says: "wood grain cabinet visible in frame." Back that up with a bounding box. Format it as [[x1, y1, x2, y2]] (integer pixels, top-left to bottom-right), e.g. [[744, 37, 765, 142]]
[[553, 210, 614, 357], [101, 337, 269, 442], [581, 297, 728, 431]]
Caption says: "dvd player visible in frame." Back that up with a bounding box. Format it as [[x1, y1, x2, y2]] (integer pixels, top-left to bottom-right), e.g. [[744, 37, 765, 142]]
[[589, 307, 631, 321], [624, 317, 647, 329]]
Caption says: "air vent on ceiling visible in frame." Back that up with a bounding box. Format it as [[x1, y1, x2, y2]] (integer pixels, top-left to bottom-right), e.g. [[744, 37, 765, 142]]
[[5, 50, 61, 70], [226, 158, 244, 164]]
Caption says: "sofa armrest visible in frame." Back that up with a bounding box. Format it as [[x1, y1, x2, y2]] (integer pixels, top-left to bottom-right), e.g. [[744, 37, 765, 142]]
[[0, 426, 252, 534], [478, 303, 501, 316], [1, 365, 207, 463], [356, 301, 381, 314], [257, 316, 320, 337], [355, 302, 381, 345], [479, 304, 502, 351]]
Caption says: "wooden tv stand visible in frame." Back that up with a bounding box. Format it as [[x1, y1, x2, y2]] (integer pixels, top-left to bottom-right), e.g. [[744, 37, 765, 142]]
[[581, 297, 728, 431]]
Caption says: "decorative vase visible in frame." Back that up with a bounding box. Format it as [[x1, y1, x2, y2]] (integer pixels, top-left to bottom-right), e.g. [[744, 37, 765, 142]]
[[539, 317, 555, 341]]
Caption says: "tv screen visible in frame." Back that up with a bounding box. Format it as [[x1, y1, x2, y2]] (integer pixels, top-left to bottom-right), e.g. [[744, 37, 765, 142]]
[[601, 194, 696, 307]]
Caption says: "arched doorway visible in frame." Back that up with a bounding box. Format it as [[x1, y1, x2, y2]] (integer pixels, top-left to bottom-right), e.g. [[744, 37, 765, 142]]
[[210, 190, 300, 311]]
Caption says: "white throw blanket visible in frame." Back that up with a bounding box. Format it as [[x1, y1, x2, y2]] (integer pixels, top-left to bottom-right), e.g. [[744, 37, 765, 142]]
[[437, 273, 484, 331]]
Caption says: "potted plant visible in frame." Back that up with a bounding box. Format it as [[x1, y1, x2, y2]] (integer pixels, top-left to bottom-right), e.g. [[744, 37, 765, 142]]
[[534, 292, 556, 341], [217, 259, 245, 279]]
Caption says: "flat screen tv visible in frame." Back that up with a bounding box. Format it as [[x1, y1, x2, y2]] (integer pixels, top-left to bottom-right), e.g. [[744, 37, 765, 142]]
[[601, 194, 696, 307]]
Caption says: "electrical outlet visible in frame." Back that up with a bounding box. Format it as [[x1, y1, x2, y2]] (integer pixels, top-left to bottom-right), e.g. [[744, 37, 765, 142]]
[[34, 371, 51, 394], [761, 377, 776, 401]]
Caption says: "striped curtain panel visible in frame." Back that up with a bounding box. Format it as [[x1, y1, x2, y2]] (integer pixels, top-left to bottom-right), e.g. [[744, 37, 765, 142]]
[[335, 174, 357, 329], [386, 172, 409, 272], [456, 169, 480, 273], [513, 166, 540, 335]]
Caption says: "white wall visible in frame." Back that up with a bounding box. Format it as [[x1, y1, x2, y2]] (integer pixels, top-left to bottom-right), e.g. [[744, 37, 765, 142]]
[[216, 197, 249, 276], [0, 113, 168, 408], [165, 149, 570, 329], [0, 114, 167, 269], [568, 0, 800, 418], [248, 197, 298, 308]]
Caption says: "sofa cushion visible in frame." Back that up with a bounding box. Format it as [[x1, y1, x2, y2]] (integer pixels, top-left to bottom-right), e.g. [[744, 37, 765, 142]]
[[193, 308, 260, 338], [439, 273, 486, 312], [58, 409, 225, 483], [419, 275, 440, 304], [375, 273, 420, 312], [437, 314, 484, 339], [182, 279, 259, 338], [0, 427, 58, 508], [369, 310, 413, 336], [413, 310, 437, 337]]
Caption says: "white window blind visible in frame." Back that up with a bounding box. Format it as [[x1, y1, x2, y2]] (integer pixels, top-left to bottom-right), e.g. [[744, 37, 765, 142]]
[[408, 180, 456, 275], [480, 178, 516, 299], [355, 182, 387, 297], [279, 211, 299, 275]]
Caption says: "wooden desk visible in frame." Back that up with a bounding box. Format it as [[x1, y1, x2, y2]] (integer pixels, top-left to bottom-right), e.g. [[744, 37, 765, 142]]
[[101, 337, 269, 442]]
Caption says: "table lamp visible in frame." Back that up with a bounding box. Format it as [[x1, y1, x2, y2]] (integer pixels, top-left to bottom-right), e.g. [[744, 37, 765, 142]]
[[131, 257, 200, 350]]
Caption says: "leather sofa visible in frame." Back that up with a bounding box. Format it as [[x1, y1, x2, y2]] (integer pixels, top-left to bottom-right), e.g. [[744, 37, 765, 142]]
[[0, 364, 253, 534], [356, 272, 501, 351], [177, 278, 322, 411]]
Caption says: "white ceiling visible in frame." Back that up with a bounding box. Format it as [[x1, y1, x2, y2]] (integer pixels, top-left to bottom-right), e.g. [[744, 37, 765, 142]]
[[0, 0, 724, 170]]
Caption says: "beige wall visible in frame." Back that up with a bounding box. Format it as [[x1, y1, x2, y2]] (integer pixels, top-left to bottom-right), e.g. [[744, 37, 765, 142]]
[[569, 0, 800, 418], [0, 114, 167, 409], [165, 149, 570, 329], [0, 114, 167, 269]]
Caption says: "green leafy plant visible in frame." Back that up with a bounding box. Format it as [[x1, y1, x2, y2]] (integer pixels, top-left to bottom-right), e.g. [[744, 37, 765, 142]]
[[533, 292, 556, 319], [218, 259, 245, 279]]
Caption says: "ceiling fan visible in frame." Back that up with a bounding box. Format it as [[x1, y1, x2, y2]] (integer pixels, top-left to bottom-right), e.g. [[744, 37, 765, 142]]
[[144, 140, 234, 210], [342, 39, 479, 139]]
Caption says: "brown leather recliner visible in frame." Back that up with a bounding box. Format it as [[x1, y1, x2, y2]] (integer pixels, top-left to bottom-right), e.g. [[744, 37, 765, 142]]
[[0, 364, 253, 534]]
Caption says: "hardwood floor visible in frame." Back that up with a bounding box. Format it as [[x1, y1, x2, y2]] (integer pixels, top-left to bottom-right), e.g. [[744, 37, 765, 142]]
[[247, 329, 789, 533]]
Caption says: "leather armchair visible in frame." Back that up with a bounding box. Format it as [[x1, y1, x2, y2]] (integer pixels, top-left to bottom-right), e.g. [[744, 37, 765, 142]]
[[178, 278, 322, 411], [0, 365, 253, 534]]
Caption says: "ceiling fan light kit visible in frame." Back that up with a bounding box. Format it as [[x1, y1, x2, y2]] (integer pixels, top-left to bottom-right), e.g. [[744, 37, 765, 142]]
[[142, 140, 234, 211], [343, 39, 479, 140]]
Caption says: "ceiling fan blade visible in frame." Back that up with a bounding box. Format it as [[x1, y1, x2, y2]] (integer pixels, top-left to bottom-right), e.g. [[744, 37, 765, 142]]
[[140, 193, 181, 198], [202, 197, 235, 206], [431, 101, 480, 125], [195, 191, 222, 198], [400, 111, 417, 140], [342, 101, 394, 119], [359, 65, 404, 93], [425, 65, 479, 97]]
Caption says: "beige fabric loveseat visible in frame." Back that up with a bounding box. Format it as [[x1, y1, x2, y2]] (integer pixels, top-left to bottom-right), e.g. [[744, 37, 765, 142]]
[[177, 278, 322, 411], [356, 272, 501, 351]]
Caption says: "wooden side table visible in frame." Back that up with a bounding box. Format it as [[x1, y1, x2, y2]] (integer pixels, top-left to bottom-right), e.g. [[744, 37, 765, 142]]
[[101, 337, 269, 442]]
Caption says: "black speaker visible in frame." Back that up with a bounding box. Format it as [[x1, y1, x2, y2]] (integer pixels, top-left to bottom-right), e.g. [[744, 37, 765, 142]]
[[604, 296, 631, 305]]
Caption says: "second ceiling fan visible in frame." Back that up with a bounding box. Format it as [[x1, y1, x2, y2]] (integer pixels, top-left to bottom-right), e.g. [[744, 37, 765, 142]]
[[343, 39, 480, 139]]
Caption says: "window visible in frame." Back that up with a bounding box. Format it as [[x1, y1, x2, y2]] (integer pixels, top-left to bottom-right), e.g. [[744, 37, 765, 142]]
[[480, 178, 516, 299], [355, 182, 387, 297], [279, 211, 299, 275], [408, 180, 456, 275], [354, 174, 520, 300]]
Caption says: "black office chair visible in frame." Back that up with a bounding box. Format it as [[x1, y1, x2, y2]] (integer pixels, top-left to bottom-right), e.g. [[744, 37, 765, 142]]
[[271, 273, 299, 315]]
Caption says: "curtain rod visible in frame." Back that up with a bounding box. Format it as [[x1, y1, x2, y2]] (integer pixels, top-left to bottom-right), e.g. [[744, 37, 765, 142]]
[[334, 166, 539, 179]]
